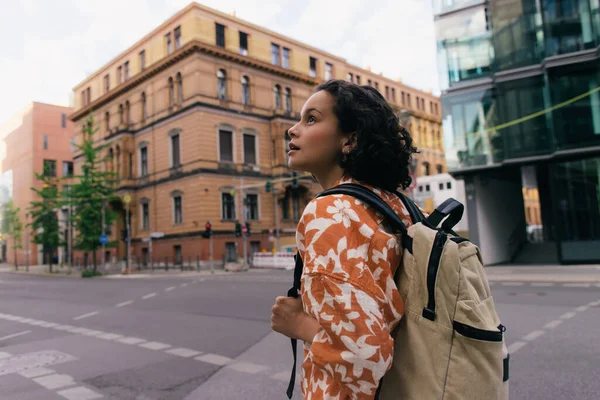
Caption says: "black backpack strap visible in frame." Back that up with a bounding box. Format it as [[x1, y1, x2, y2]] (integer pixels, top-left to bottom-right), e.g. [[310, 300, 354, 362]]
[[424, 198, 464, 233], [286, 252, 303, 399]]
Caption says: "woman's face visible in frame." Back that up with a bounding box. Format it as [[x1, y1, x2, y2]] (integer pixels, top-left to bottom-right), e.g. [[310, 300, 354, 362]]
[[287, 90, 346, 175]]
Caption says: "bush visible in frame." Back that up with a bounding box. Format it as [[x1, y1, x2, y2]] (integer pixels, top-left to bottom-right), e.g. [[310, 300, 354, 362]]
[[81, 269, 103, 278]]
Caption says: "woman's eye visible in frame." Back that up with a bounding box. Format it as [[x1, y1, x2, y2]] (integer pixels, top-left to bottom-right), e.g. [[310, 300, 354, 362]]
[[307, 116, 316, 123]]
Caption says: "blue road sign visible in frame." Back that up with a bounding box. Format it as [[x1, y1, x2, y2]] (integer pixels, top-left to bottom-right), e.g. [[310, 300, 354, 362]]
[[99, 234, 109, 244]]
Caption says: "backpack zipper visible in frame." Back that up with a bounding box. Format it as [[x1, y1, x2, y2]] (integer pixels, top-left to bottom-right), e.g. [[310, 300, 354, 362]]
[[453, 320, 504, 342], [422, 231, 447, 321]]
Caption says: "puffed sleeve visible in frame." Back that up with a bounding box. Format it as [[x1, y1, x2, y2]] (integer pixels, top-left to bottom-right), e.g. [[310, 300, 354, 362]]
[[296, 194, 403, 399]]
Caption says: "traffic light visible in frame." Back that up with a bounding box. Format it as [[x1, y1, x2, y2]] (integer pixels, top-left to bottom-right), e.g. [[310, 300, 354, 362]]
[[265, 180, 272, 193], [292, 171, 298, 189], [202, 221, 212, 238], [235, 221, 242, 237], [121, 229, 129, 241]]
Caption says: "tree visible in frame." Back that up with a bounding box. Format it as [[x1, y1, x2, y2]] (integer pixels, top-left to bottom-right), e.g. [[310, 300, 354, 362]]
[[28, 167, 62, 273], [68, 115, 119, 272], [1, 200, 23, 269]]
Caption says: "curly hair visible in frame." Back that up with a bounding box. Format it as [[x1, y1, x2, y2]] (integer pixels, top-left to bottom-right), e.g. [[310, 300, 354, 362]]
[[315, 79, 418, 191]]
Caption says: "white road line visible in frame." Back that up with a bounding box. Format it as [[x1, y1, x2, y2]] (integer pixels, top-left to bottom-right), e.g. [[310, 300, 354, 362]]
[[507, 341, 527, 354], [576, 305, 589, 312], [19, 367, 56, 378], [227, 362, 270, 374], [165, 286, 176, 292], [116, 300, 134, 308], [0, 330, 31, 341], [0, 351, 12, 359], [501, 282, 524, 286], [563, 283, 591, 288], [139, 341, 171, 351], [142, 293, 157, 299], [57, 386, 104, 400], [544, 320, 563, 329], [33, 373, 76, 390], [180, 283, 188, 287], [96, 333, 124, 341], [117, 337, 147, 345], [165, 348, 202, 358], [532, 282, 554, 287], [73, 311, 99, 321], [522, 330, 545, 341], [271, 370, 293, 382], [560, 311, 577, 320], [195, 353, 233, 366], [589, 300, 600, 307]]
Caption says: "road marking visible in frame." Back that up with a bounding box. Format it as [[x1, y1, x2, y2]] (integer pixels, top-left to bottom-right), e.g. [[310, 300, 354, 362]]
[[117, 337, 146, 345], [165, 348, 202, 358], [142, 293, 157, 299], [0, 351, 12, 359], [96, 333, 123, 341], [523, 330, 545, 341], [0, 330, 31, 341], [73, 311, 99, 321], [563, 283, 591, 288], [165, 286, 176, 292], [79, 329, 104, 337], [589, 300, 600, 307], [576, 305, 589, 312], [57, 386, 104, 400], [271, 370, 293, 382], [507, 341, 527, 354], [33, 373, 77, 390], [180, 283, 188, 287], [19, 367, 56, 378], [195, 353, 233, 366], [501, 282, 524, 286], [560, 311, 577, 320], [227, 362, 270, 374], [139, 341, 171, 351], [116, 300, 134, 308], [544, 320, 563, 329], [532, 282, 554, 287]]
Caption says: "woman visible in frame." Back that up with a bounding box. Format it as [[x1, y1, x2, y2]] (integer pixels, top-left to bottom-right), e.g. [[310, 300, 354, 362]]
[[271, 79, 417, 399]]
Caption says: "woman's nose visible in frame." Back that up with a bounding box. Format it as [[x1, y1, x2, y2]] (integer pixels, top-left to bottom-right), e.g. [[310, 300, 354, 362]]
[[288, 123, 299, 138]]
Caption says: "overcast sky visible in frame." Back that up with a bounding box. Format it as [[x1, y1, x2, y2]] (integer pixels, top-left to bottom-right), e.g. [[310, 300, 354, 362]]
[[0, 0, 439, 127]]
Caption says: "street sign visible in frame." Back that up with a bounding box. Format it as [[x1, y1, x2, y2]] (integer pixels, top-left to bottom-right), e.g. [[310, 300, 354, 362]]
[[123, 194, 131, 204], [150, 232, 164, 239], [99, 234, 109, 244]]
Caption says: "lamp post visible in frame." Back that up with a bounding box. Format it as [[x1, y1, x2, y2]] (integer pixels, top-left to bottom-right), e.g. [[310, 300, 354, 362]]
[[123, 193, 131, 274]]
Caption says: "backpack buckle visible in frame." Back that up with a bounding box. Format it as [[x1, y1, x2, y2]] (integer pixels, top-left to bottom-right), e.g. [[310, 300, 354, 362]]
[[422, 307, 436, 321]]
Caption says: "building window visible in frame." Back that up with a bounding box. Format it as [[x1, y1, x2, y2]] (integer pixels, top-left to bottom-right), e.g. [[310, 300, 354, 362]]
[[374, 82, 379, 91], [219, 129, 233, 162], [419, 185, 423, 193], [325, 63, 333, 80], [105, 111, 110, 132], [171, 132, 181, 167], [241, 76, 250, 105], [116, 146, 121, 179], [61, 113, 67, 128], [385, 86, 389, 99], [282, 47, 290, 69], [436, 164, 443, 174], [439, 182, 444, 190], [406, 93, 411, 106], [430, 101, 434, 114], [217, 69, 227, 100], [43, 134, 48, 150], [367, 79, 372, 86], [142, 202, 150, 230], [222, 193, 235, 220], [104, 75, 110, 93], [117, 105, 123, 126], [215, 23, 225, 48], [108, 148, 114, 172], [62, 161, 73, 177], [423, 162, 430, 176], [70, 138, 75, 153], [274, 84, 282, 109], [239, 31, 248, 55], [174, 26, 181, 49], [426, 184, 431, 191], [141, 92, 147, 121], [402, 91, 406, 105], [86, 87, 91, 104], [139, 50, 146, 71], [246, 194, 259, 220], [124, 61, 129, 80], [128, 154, 133, 179], [447, 181, 452, 189], [166, 32, 172, 54], [174, 245, 182, 264], [421, 98, 425, 110], [173, 195, 182, 224], [271, 43, 281, 65], [347, 72, 353, 82], [282, 192, 290, 220], [392, 88, 396, 103], [243, 133, 256, 165], [309, 57, 317, 78], [168, 77, 174, 107], [356, 75, 361, 85], [140, 146, 148, 177], [118, 66, 123, 84], [125, 101, 130, 126], [43, 160, 57, 177], [284, 88, 292, 113], [176, 72, 183, 104], [225, 242, 236, 262]]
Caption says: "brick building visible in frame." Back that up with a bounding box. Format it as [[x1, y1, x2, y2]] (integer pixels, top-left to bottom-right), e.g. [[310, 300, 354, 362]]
[[1, 102, 74, 265], [69, 2, 443, 265]]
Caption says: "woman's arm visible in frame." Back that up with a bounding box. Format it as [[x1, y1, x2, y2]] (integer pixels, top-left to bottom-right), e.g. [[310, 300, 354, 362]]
[[271, 296, 322, 343]]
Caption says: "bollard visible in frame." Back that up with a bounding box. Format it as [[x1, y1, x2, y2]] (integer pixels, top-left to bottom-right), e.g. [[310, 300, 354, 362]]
[[188, 256, 192, 271], [180, 258, 184, 272], [196, 255, 200, 272], [165, 256, 169, 271]]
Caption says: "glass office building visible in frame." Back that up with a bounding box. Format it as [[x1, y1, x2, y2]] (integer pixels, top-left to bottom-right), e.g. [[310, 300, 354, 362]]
[[434, 0, 600, 263]]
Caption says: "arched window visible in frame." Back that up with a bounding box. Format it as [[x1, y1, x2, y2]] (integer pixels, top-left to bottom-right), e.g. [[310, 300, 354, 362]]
[[176, 72, 183, 104], [141, 92, 147, 121], [168, 77, 174, 107], [217, 69, 227, 100], [119, 104, 124, 125], [116, 146, 121, 179], [274, 84, 282, 109], [436, 164, 443, 174], [423, 161, 430, 176], [108, 148, 114, 172], [125, 101, 130, 126], [105, 111, 110, 133], [284, 88, 292, 113], [241, 76, 250, 105]]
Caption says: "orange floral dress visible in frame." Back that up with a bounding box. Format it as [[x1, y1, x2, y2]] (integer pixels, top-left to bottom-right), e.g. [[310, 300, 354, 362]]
[[296, 176, 412, 400]]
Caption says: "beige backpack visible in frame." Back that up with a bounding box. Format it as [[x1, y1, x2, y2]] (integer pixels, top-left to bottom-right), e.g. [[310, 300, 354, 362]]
[[309, 183, 510, 400]]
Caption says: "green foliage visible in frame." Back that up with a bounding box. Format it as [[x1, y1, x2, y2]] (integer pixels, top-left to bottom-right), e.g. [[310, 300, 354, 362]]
[[1, 200, 23, 267], [81, 268, 103, 278]]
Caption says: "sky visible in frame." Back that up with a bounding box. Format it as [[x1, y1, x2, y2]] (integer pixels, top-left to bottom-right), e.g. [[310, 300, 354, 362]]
[[0, 0, 439, 128]]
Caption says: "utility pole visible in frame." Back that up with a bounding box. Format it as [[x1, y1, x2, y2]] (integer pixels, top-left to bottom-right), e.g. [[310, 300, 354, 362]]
[[273, 187, 280, 252], [123, 194, 131, 274], [101, 196, 106, 272]]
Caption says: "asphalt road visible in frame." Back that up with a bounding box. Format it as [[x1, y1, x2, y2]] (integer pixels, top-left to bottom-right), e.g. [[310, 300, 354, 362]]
[[0, 268, 598, 400]]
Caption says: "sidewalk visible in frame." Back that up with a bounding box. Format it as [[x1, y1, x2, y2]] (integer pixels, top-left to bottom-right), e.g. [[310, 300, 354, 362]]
[[485, 264, 600, 283]]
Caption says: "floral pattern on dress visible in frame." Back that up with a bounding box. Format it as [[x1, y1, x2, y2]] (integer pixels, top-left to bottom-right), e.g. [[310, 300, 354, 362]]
[[296, 176, 412, 399]]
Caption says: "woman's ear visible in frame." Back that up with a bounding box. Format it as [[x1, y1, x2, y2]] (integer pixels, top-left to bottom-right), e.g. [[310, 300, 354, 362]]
[[342, 132, 357, 154]]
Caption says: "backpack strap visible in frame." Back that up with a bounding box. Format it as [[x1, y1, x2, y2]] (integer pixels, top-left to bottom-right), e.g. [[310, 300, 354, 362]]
[[424, 198, 464, 233], [285, 252, 303, 399], [394, 190, 426, 224]]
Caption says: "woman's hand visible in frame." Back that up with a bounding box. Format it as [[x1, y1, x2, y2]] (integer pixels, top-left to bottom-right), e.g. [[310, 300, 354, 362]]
[[271, 296, 321, 343]]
